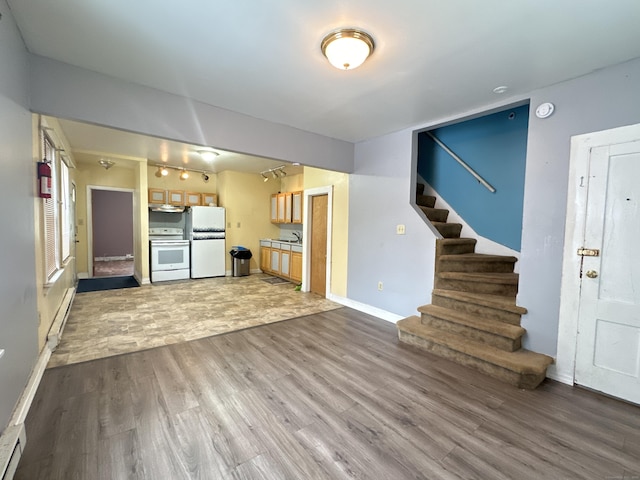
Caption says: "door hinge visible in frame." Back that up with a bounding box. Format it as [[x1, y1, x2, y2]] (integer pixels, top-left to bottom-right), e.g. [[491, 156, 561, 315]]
[[577, 247, 600, 257]]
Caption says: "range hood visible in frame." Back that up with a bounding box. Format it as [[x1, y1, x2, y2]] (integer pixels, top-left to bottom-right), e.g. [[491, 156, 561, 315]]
[[149, 204, 185, 213]]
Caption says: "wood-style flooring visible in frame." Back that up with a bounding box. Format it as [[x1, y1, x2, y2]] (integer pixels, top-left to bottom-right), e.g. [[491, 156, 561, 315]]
[[16, 308, 640, 479]]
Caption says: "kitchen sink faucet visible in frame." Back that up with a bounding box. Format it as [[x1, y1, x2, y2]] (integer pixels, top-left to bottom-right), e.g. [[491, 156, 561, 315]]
[[293, 231, 302, 242]]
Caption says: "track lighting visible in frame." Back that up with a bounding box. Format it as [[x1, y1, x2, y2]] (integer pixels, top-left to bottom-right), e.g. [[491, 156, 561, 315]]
[[259, 165, 287, 182], [153, 164, 211, 183]]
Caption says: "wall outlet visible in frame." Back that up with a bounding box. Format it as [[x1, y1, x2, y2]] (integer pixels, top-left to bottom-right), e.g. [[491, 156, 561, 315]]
[[378, 281, 383, 291], [236, 222, 241, 228], [396, 224, 406, 235]]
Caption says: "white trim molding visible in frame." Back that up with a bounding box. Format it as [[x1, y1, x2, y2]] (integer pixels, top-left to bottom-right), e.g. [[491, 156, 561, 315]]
[[557, 122, 640, 387], [327, 294, 404, 324]]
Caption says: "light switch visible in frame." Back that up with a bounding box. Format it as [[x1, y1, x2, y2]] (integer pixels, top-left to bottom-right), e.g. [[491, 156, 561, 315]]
[[396, 224, 406, 235], [237, 222, 241, 228]]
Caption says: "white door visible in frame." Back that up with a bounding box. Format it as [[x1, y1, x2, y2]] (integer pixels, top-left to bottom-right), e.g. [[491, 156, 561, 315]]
[[574, 138, 640, 404]]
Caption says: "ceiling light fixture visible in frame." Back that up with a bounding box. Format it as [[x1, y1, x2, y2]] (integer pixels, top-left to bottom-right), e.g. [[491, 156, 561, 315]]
[[493, 85, 509, 94], [197, 150, 219, 162], [321, 28, 375, 70], [201, 173, 210, 182], [259, 165, 287, 182], [98, 159, 115, 170], [179, 170, 189, 180]]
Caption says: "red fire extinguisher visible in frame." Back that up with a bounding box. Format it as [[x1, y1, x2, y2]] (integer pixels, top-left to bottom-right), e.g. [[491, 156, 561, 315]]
[[38, 161, 52, 198]]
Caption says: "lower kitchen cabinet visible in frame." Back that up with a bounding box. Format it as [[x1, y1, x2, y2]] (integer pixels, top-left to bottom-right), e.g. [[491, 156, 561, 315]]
[[260, 245, 271, 273], [290, 251, 302, 283]]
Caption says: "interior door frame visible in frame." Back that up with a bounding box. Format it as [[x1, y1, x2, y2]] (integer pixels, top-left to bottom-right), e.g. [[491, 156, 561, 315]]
[[556, 122, 640, 385], [86, 185, 135, 278], [302, 186, 333, 295]]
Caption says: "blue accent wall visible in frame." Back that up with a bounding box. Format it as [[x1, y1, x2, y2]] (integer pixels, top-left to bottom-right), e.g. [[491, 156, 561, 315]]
[[418, 104, 529, 251]]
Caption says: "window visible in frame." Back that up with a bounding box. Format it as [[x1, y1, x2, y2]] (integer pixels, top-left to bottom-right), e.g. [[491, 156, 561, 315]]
[[42, 129, 73, 282]]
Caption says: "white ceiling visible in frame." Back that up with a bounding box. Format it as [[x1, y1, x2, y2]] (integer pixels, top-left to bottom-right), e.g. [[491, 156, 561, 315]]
[[8, 1, 640, 172]]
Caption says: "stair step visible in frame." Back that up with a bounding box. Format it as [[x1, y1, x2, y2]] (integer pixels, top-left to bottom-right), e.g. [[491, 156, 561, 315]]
[[416, 183, 425, 195], [432, 289, 526, 326], [436, 238, 477, 255], [418, 304, 524, 351], [438, 253, 517, 274], [416, 194, 436, 208], [397, 316, 553, 389], [436, 272, 519, 297], [419, 206, 449, 222], [432, 222, 462, 238]]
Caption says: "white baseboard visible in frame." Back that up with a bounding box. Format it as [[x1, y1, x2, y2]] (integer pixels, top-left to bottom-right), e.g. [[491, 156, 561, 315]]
[[77, 272, 88, 279], [326, 294, 404, 323], [46, 288, 75, 351], [545, 363, 573, 385]]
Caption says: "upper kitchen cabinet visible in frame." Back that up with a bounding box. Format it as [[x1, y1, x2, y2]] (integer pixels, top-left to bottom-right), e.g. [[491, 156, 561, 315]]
[[291, 191, 302, 224], [271, 190, 303, 224], [168, 190, 185, 205], [148, 188, 166, 204], [185, 192, 201, 206], [201, 193, 217, 206]]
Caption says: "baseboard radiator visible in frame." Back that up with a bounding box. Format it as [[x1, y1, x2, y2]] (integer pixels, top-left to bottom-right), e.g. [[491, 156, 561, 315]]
[[0, 286, 75, 479]]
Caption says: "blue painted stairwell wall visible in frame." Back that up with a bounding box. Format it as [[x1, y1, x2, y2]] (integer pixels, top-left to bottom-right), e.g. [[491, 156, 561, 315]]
[[417, 104, 529, 251]]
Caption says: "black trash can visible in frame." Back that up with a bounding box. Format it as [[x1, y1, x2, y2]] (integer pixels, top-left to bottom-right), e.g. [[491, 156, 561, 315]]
[[229, 248, 252, 277]]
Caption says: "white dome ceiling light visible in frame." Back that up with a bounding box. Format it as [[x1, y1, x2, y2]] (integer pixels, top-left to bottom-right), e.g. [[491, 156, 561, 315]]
[[321, 28, 375, 70]]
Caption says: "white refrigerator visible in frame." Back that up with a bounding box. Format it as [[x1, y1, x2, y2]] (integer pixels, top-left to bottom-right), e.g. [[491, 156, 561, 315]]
[[187, 206, 226, 278]]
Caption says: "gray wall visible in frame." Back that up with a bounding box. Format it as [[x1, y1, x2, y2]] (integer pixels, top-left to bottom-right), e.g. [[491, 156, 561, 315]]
[[92, 190, 134, 257], [348, 129, 435, 316], [28, 55, 355, 173], [0, 1, 39, 433], [518, 57, 640, 356], [347, 56, 640, 358]]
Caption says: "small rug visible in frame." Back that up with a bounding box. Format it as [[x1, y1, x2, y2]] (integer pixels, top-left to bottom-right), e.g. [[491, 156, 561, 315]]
[[262, 276, 292, 285], [77, 275, 140, 293]]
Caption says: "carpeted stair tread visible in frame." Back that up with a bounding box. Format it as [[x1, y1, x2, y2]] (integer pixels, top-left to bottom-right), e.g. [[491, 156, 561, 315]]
[[418, 304, 525, 340], [438, 271, 519, 284], [416, 194, 436, 208], [439, 253, 518, 263], [432, 222, 462, 238], [417, 183, 425, 195], [419, 206, 449, 222], [432, 289, 527, 315], [397, 316, 553, 384]]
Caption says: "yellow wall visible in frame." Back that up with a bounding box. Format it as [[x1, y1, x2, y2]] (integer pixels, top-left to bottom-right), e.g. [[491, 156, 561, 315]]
[[74, 162, 138, 275], [33, 116, 77, 350], [217, 170, 281, 272], [304, 166, 349, 297], [281, 173, 303, 192]]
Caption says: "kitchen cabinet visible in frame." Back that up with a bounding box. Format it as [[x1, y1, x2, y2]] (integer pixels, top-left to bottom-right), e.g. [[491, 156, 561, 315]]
[[270, 195, 278, 223], [148, 188, 166, 204], [260, 241, 271, 273], [201, 193, 217, 206], [290, 246, 302, 283], [168, 190, 185, 205], [277, 193, 287, 223], [292, 191, 303, 224], [279, 243, 291, 277], [185, 192, 201, 206], [270, 248, 280, 274], [271, 191, 300, 224]]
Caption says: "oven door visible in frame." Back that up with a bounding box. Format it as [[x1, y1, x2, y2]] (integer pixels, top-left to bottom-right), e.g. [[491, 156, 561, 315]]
[[150, 241, 190, 271]]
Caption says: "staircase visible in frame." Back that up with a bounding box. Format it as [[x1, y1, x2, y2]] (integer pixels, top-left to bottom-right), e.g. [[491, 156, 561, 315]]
[[397, 184, 553, 389]]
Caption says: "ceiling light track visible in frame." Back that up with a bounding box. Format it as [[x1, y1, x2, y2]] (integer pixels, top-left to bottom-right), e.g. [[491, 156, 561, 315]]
[[154, 163, 212, 182], [260, 165, 287, 182]]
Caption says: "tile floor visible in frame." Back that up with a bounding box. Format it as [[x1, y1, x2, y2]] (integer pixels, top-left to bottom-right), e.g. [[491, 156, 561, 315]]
[[93, 258, 134, 277], [49, 273, 341, 368]]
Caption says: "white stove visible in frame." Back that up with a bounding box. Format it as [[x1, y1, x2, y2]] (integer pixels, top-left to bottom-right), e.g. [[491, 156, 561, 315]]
[[149, 228, 190, 282]]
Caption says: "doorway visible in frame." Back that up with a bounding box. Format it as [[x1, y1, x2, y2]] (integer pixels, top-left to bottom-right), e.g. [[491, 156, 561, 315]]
[[87, 187, 135, 278], [558, 122, 640, 404], [303, 187, 333, 297]]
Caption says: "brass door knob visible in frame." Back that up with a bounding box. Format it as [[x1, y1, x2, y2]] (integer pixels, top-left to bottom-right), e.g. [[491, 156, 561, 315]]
[[586, 270, 598, 278]]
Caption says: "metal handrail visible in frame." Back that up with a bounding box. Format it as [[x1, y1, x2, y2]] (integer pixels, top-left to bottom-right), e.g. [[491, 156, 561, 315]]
[[426, 131, 496, 193]]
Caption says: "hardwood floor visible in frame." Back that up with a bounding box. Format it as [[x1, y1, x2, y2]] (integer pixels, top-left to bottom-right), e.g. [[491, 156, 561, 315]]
[[16, 308, 640, 479]]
